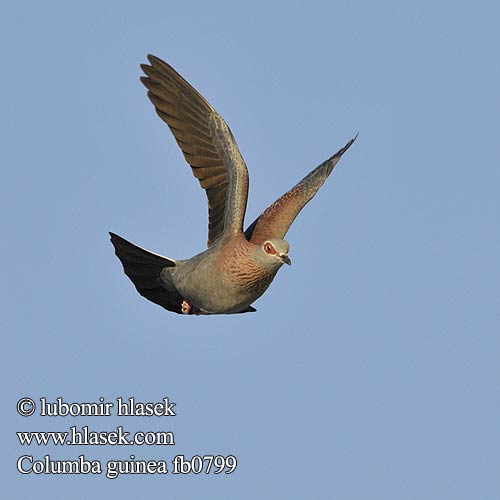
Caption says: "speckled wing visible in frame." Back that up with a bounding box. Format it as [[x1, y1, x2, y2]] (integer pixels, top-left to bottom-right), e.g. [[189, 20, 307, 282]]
[[141, 55, 249, 247], [245, 136, 357, 244]]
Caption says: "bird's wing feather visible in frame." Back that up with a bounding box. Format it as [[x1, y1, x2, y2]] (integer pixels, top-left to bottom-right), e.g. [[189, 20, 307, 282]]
[[141, 55, 249, 247], [245, 136, 357, 244]]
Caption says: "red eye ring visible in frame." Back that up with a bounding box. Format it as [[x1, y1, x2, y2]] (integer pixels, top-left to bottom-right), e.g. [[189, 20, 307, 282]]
[[264, 243, 275, 254]]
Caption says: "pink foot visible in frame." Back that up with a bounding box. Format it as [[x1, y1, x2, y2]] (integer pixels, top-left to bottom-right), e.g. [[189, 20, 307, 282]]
[[181, 299, 193, 314], [181, 299, 206, 315]]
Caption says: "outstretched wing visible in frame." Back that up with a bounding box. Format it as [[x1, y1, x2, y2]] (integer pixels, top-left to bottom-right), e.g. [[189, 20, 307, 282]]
[[141, 55, 249, 247], [245, 136, 357, 244]]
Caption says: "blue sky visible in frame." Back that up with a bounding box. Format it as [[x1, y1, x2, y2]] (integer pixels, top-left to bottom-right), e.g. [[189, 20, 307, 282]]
[[2, 1, 499, 499]]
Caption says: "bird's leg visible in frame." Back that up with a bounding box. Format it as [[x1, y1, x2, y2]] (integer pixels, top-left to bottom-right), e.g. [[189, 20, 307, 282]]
[[181, 299, 193, 314], [181, 299, 206, 315]]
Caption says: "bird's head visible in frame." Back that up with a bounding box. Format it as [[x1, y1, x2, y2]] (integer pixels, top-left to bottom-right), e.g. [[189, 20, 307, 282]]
[[255, 239, 291, 271]]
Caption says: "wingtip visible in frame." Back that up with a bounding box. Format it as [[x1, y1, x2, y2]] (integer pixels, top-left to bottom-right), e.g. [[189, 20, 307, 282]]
[[336, 133, 359, 158], [147, 54, 169, 69], [323, 133, 358, 170], [345, 132, 359, 149], [141, 54, 161, 73]]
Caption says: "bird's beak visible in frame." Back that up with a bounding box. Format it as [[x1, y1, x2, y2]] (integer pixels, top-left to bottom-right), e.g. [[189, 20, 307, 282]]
[[280, 254, 291, 266]]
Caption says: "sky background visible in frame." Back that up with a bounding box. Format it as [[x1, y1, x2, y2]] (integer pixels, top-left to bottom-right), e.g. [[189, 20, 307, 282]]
[[2, 1, 499, 499]]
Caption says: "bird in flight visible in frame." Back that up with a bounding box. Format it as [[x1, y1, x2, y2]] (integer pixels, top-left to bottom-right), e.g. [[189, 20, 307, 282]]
[[110, 54, 356, 315]]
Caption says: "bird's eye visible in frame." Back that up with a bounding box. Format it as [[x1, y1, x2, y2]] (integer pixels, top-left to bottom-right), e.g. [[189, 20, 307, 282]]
[[264, 243, 274, 254]]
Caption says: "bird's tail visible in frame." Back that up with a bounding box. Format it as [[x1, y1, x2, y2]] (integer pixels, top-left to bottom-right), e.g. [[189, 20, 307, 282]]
[[109, 231, 175, 286], [109, 232, 185, 312]]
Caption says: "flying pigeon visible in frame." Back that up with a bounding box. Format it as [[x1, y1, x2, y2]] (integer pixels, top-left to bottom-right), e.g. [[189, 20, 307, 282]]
[[110, 54, 356, 315]]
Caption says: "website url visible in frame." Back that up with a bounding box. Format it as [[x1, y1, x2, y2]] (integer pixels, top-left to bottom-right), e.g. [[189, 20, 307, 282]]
[[17, 426, 175, 446]]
